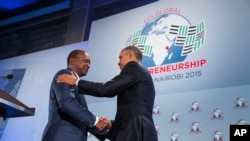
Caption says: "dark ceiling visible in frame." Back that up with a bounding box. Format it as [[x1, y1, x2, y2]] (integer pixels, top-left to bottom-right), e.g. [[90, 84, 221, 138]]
[[0, 0, 158, 60], [0, 0, 158, 25], [0, 0, 66, 20]]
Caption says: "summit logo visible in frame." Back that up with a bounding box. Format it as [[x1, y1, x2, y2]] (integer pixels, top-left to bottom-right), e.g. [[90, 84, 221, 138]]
[[125, 10, 206, 75]]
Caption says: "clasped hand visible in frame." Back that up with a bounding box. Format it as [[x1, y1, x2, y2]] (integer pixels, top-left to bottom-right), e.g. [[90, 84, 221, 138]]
[[95, 116, 112, 131]]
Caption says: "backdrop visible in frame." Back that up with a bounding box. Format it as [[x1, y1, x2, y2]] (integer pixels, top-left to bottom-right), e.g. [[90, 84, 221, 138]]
[[0, 0, 249, 141], [85, 0, 250, 141]]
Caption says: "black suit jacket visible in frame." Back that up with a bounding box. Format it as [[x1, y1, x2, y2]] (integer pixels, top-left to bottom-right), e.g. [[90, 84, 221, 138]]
[[42, 68, 106, 141], [78, 61, 158, 141]]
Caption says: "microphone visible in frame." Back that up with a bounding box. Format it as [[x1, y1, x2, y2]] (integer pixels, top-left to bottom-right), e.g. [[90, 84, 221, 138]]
[[0, 74, 14, 79]]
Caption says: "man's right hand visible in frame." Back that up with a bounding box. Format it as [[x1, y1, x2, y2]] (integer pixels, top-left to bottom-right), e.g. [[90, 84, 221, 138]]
[[95, 116, 112, 131], [57, 72, 77, 85]]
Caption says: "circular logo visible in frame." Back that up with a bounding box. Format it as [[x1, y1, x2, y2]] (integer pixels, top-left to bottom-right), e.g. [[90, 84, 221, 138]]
[[126, 13, 205, 68]]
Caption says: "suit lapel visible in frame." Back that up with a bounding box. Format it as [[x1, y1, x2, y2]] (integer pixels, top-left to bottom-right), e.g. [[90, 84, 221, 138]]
[[72, 71, 88, 108]]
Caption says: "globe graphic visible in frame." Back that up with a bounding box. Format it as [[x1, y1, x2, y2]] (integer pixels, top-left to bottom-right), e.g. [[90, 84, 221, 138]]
[[138, 14, 191, 68]]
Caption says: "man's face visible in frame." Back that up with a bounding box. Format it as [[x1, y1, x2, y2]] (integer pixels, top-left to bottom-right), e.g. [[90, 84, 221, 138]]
[[74, 52, 90, 77], [118, 50, 130, 70]]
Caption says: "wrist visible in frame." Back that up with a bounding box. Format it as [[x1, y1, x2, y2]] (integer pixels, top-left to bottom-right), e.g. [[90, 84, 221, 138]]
[[108, 120, 112, 129]]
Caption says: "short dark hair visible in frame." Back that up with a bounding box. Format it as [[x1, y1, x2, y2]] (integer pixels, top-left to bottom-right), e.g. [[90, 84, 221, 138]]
[[67, 50, 85, 65], [122, 45, 142, 61]]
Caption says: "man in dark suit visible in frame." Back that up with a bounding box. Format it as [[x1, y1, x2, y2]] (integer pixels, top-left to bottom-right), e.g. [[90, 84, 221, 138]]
[[57, 46, 158, 141], [42, 50, 110, 141]]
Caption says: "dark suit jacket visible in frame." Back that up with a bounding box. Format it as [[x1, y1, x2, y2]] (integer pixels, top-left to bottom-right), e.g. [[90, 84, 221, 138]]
[[42, 68, 106, 141], [78, 61, 158, 141]]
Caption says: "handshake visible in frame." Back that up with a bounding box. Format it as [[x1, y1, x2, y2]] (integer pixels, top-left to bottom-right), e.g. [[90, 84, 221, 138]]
[[95, 116, 112, 131]]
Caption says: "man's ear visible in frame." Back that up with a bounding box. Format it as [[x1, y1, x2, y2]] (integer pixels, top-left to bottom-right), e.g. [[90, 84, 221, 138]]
[[128, 51, 133, 59], [69, 58, 76, 65]]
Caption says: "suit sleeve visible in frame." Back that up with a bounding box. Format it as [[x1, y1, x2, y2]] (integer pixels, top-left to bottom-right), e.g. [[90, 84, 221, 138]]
[[87, 127, 109, 141], [53, 70, 96, 128], [78, 62, 139, 97]]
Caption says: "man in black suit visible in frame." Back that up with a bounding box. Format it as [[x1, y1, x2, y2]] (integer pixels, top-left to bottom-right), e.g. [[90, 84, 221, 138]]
[[42, 50, 109, 141], [57, 46, 158, 141]]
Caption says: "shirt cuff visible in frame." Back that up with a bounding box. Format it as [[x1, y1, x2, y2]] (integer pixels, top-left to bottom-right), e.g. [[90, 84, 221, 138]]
[[94, 116, 99, 126], [76, 78, 80, 86]]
